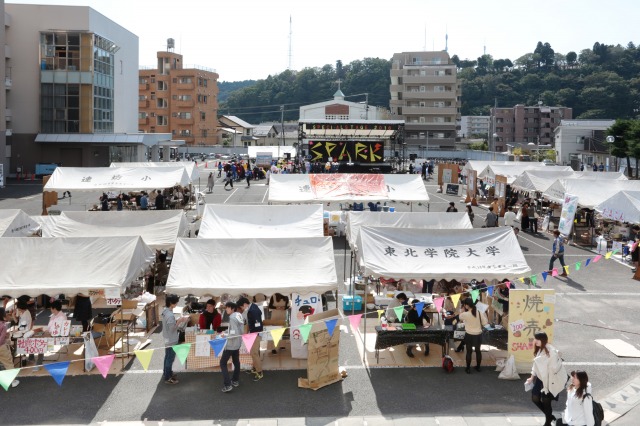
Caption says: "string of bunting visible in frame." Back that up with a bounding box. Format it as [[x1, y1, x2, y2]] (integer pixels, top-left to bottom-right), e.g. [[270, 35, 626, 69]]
[[0, 249, 618, 391]]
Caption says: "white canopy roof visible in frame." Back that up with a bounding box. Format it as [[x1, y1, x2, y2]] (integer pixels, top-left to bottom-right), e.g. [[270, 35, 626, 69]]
[[479, 164, 572, 184], [41, 211, 188, 250], [462, 161, 543, 176], [0, 209, 38, 237], [166, 237, 338, 297], [543, 179, 640, 208], [595, 191, 640, 224], [0, 237, 155, 297], [513, 170, 628, 193], [268, 174, 429, 203], [110, 162, 200, 182], [198, 204, 323, 239], [44, 167, 191, 191], [247, 146, 297, 158], [346, 211, 472, 251], [357, 226, 531, 281]]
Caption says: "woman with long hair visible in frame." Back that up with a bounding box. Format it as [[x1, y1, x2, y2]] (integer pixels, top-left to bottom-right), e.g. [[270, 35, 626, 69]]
[[559, 370, 595, 426], [458, 297, 488, 373], [526, 331, 568, 426]]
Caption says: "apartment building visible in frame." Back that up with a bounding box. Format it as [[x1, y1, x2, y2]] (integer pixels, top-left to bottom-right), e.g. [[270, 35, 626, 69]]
[[491, 104, 572, 151], [139, 48, 219, 146], [459, 116, 490, 138], [0, 2, 6, 185], [390, 51, 461, 149]]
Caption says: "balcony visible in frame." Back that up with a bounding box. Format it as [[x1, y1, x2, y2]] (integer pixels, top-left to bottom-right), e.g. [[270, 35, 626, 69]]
[[175, 99, 195, 108], [405, 121, 456, 130], [403, 106, 457, 115], [174, 116, 194, 124], [138, 117, 149, 125], [403, 75, 456, 84], [139, 83, 149, 90], [138, 99, 149, 108], [175, 82, 195, 90], [5, 108, 11, 121], [403, 91, 456, 100], [5, 77, 11, 89]]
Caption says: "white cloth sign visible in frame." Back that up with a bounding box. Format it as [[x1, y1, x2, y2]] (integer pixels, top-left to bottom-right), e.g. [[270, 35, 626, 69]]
[[50, 319, 71, 337], [558, 193, 579, 236], [290, 292, 324, 359]]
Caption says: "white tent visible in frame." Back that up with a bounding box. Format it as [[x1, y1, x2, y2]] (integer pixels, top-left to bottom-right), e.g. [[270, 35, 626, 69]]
[[512, 170, 628, 193], [0, 209, 39, 237], [462, 161, 543, 176], [357, 226, 531, 281], [30, 215, 60, 234], [346, 211, 472, 251], [0, 236, 155, 297], [198, 204, 323, 239], [41, 211, 188, 250], [268, 174, 429, 203], [595, 191, 640, 224], [44, 167, 191, 191], [247, 146, 297, 159], [110, 162, 200, 183], [166, 237, 338, 296], [543, 179, 640, 208], [479, 164, 572, 184]]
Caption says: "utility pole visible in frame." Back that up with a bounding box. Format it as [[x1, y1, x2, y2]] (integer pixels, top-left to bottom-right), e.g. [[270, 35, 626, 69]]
[[280, 105, 285, 147]]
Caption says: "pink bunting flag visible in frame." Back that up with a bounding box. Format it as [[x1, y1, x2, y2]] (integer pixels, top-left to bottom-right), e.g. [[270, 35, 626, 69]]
[[551, 268, 558, 277], [593, 254, 602, 263], [434, 297, 444, 313], [348, 314, 362, 331], [93, 354, 115, 379], [242, 333, 259, 352]]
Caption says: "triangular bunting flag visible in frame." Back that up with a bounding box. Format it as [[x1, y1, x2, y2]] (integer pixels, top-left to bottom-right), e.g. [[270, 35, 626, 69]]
[[0, 369, 20, 391], [605, 251, 613, 259], [530, 275, 538, 286], [299, 323, 313, 343], [92, 354, 115, 379], [348, 314, 362, 332], [594, 255, 602, 263], [393, 306, 405, 322], [209, 338, 226, 357], [270, 328, 286, 347], [172, 343, 191, 365], [415, 302, 425, 314], [451, 293, 461, 308], [376, 309, 385, 319], [612, 249, 619, 255], [564, 266, 570, 276], [518, 278, 525, 283], [541, 271, 548, 282], [551, 268, 558, 277], [471, 289, 480, 303], [325, 319, 338, 337], [135, 349, 154, 371], [487, 286, 494, 297], [433, 298, 444, 313], [242, 333, 259, 352], [44, 361, 70, 386], [585, 258, 591, 267], [575, 262, 581, 271]]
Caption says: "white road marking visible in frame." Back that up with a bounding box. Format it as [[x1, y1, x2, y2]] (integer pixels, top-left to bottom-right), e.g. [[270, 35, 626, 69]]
[[222, 188, 238, 203], [598, 320, 606, 325], [261, 187, 269, 204], [621, 334, 630, 340]]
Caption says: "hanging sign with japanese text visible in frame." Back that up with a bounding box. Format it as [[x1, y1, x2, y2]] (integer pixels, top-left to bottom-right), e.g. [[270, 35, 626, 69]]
[[558, 193, 579, 236], [104, 288, 122, 306], [290, 292, 324, 359]]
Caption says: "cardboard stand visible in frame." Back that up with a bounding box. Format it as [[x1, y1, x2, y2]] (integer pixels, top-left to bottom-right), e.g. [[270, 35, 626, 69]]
[[298, 309, 342, 391], [437, 163, 459, 193]]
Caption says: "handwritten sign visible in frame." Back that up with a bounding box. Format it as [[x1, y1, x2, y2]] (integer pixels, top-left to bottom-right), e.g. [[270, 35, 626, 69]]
[[509, 319, 525, 334], [104, 288, 122, 306], [50, 319, 71, 337], [88, 289, 105, 297], [16, 338, 49, 354], [195, 334, 211, 357]]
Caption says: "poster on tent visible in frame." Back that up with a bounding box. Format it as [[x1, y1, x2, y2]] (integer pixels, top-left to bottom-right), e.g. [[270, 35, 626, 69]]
[[309, 174, 386, 199], [558, 193, 579, 236], [104, 288, 122, 306], [508, 289, 555, 372], [290, 292, 324, 359]]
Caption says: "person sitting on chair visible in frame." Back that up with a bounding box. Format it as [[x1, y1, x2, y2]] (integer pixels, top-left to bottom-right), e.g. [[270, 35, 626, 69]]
[[198, 299, 221, 332], [404, 299, 431, 358]]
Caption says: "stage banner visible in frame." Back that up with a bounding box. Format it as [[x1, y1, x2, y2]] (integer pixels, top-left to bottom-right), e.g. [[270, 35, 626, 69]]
[[508, 289, 555, 373], [309, 174, 386, 199], [308, 140, 384, 163], [290, 292, 324, 359], [558, 193, 579, 236]]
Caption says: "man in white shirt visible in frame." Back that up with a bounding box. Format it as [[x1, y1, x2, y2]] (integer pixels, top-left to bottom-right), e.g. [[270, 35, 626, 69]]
[[504, 206, 518, 227]]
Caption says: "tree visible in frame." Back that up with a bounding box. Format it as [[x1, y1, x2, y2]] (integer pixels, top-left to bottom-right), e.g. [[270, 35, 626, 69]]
[[608, 119, 633, 176], [566, 51, 578, 67], [451, 54, 461, 68], [469, 141, 488, 151]]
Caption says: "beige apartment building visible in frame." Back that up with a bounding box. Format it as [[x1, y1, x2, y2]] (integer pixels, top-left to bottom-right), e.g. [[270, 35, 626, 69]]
[[390, 51, 461, 150], [139, 48, 219, 146]]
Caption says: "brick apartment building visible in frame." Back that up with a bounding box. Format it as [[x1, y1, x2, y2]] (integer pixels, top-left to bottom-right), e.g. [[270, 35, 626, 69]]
[[490, 104, 572, 151], [139, 47, 219, 146]]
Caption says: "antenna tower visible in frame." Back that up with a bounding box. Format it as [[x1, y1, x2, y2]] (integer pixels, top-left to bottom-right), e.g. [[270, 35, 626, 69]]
[[288, 15, 293, 70]]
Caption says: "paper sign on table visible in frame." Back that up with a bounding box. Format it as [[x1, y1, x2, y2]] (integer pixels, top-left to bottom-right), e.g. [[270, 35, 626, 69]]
[[195, 334, 211, 357]]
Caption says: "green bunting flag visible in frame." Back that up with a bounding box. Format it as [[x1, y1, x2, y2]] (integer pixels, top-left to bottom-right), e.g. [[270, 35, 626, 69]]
[[393, 305, 405, 322], [575, 262, 581, 271], [0, 369, 20, 391], [471, 289, 480, 302], [530, 275, 538, 287], [299, 323, 313, 343], [172, 343, 191, 365]]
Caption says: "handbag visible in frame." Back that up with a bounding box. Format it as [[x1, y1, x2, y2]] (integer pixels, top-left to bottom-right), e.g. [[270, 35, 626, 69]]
[[453, 330, 466, 340]]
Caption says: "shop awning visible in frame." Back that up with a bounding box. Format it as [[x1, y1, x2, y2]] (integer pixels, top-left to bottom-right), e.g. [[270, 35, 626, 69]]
[[44, 166, 191, 191], [479, 164, 572, 184], [543, 179, 640, 208], [0, 209, 39, 237]]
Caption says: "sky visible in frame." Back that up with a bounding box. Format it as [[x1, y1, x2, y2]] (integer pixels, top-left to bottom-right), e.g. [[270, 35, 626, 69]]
[[10, 0, 640, 82]]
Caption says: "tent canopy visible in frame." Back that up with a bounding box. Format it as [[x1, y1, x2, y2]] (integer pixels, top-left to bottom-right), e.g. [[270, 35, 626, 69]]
[[0, 236, 154, 297], [346, 211, 472, 251], [543, 179, 640, 208], [357, 226, 531, 281], [166, 237, 338, 297], [110, 162, 200, 183], [268, 174, 429, 203], [44, 167, 191, 191], [41, 211, 188, 249], [479, 164, 572, 184], [462, 161, 543, 176], [512, 170, 628, 193], [595, 191, 640, 224], [0, 209, 38, 237], [198, 204, 323, 239]]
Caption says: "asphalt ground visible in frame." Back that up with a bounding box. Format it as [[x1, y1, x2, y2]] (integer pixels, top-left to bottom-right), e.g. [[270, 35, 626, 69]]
[[1, 167, 639, 424]]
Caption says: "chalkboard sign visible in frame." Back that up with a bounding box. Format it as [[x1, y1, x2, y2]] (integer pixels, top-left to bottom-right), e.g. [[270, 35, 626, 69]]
[[446, 184, 460, 196]]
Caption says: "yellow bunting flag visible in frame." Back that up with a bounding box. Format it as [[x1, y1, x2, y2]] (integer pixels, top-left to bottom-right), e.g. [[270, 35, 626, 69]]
[[377, 309, 385, 319], [605, 251, 612, 259], [270, 327, 286, 347], [451, 293, 461, 308], [519, 277, 525, 283], [564, 266, 570, 276], [134, 349, 154, 371]]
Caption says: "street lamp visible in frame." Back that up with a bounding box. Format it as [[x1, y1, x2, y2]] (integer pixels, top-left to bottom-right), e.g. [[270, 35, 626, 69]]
[[492, 133, 498, 160]]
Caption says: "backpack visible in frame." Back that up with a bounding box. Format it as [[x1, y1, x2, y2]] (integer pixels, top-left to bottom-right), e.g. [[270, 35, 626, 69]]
[[442, 355, 454, 373], [584, 393, 604, 426]]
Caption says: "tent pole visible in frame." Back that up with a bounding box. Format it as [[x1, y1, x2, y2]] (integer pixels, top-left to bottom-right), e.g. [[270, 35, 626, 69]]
[[343, 235, 348, 294], [362, 276, 367, 364], [349, 251, 355, 315], [411, 202, 413, 212]]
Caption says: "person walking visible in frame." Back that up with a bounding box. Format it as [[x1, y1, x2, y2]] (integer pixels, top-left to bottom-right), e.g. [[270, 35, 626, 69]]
[[220, 301, 244, 393], [525, 331, 567, 426], [458, 297, 488, 374], [161, 295, 189, 385], [217, 161, 223, 178], [521, 203, 530, 231], [237, 297, 264, 381], [465, 204, 474, 225], [207, 172, 214, 193], [549, 230, 568, 277], [245, 168, 252, 188], [559, 370, 595, 426], [528, 202, 538, 233], [224, 170, 234, 190]]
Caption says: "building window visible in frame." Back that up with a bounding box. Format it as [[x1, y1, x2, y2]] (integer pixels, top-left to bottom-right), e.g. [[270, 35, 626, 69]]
[[197, 95, 208, 104], [150, 93, 156, 100], [157, 81, 168, 91], [157, 98, 167, 108], [139, 77, 148, 84], [150, 78, 155, 83], [180, 129, 191, 136], [202, 129, 208, 138], [174, 94, 192, 101], [139, 95, 147, 101], [157, 116, 168, 126], [434, 86, 445, 92], [178, 77, 192, 84], [173, 112, 191, 119], [200, 112, 206, 121], [434, 101, 445, 108], [138, 112, 147, 119]]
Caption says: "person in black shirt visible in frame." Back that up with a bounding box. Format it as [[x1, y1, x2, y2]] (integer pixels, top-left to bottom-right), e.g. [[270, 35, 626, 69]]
[[446, 202, 458, 212], [405, 299, 431, 357], [155, 190, 165, 210]]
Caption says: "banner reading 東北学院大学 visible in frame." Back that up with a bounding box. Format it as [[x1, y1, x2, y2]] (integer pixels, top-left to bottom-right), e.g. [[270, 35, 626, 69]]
[[558, 193, 579, 236], [508, 289, 555, 373]]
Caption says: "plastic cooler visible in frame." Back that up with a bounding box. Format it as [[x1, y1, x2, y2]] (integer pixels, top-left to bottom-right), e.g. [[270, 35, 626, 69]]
[[342, 295, 363, 311]]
